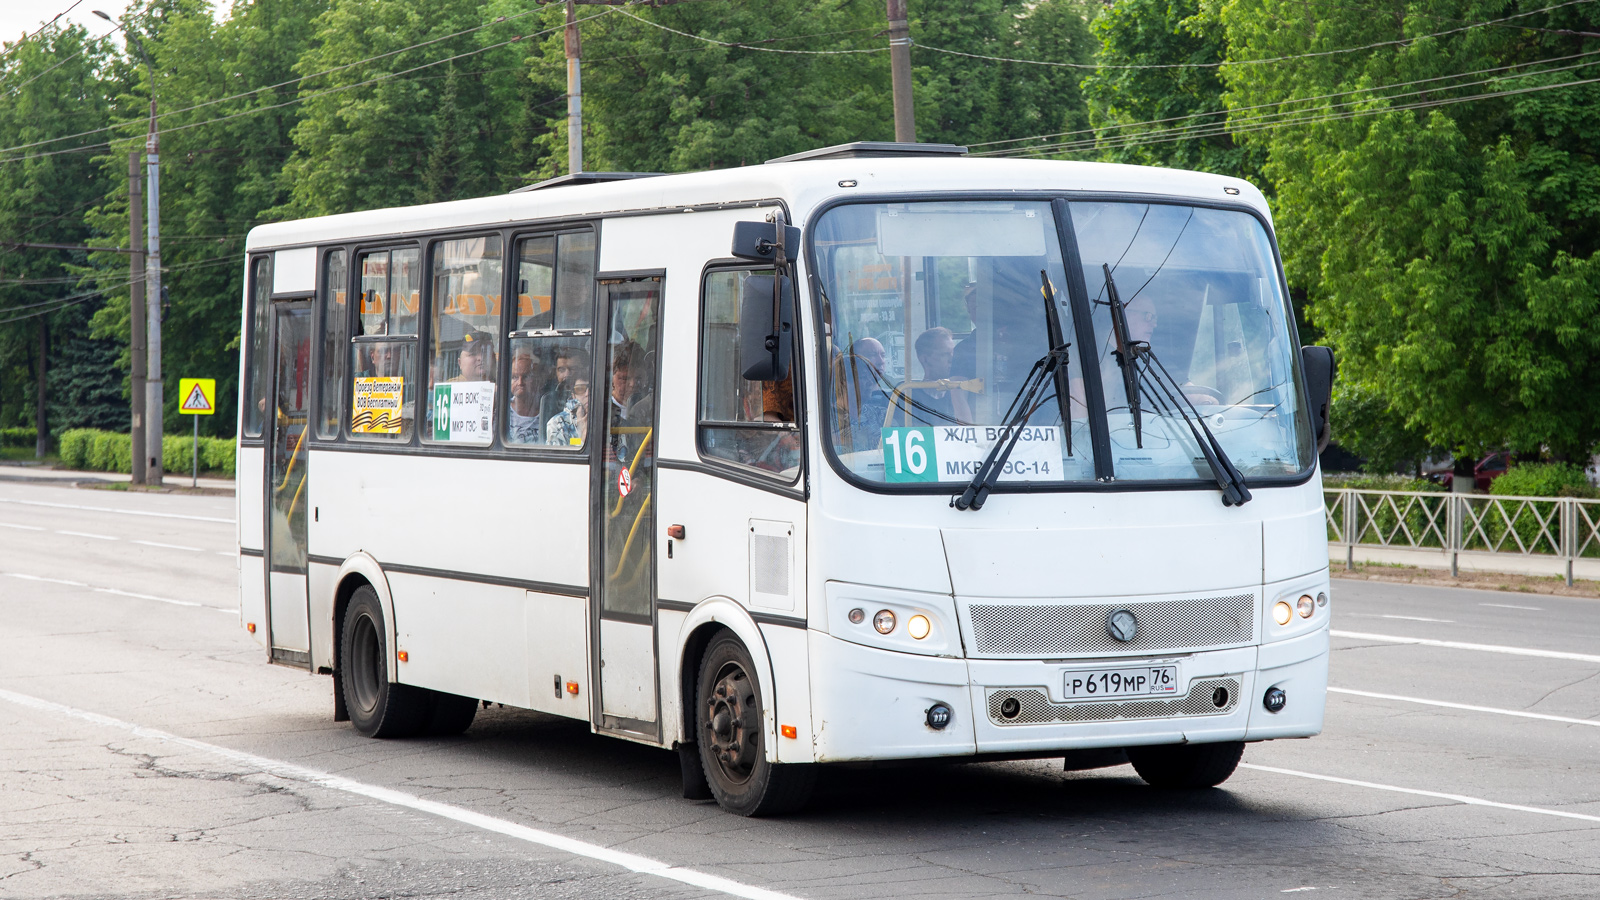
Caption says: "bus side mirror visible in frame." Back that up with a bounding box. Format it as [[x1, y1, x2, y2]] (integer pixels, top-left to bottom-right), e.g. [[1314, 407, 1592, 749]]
[[1301, 345, 1336, 453], [740, 274, 794, 381], [731, 220, 802, 262]]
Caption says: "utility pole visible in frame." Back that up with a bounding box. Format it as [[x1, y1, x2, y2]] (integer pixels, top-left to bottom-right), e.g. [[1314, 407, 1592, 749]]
[[565, 0, 583, 174], [886, 0, 916, 143], [144, 95, 164, 485], [128, 150, 147, 485]]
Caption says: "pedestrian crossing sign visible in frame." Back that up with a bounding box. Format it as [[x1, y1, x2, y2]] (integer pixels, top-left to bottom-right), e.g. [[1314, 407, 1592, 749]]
[[179, 378, 216, 415]]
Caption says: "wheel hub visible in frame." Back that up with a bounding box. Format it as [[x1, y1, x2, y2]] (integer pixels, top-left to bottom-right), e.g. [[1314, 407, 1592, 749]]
[[704, 664, 757, 784]]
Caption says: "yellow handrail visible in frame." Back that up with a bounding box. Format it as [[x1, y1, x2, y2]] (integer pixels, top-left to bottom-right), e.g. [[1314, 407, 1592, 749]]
[[274, 428, 306, 493], [609, 427, 654, 519], [608, 494, 651, 582]]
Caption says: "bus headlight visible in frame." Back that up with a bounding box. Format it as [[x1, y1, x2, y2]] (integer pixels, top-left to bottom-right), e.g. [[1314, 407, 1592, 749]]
[[1272, 601, 1293, 626], [873, 609, 896, 634], [907, 614, 931, 640], [1297, 594, 1315, 618]]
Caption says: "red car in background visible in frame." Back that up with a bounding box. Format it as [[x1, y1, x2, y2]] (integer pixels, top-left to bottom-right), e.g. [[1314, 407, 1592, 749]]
[[1437, 452, 1510, 492]]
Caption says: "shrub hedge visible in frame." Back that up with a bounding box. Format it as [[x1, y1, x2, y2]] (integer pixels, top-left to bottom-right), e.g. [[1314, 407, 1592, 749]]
[[1490, 462, 1598, 498], [0, 427, 34, 448], [56, 428, 234, 477]]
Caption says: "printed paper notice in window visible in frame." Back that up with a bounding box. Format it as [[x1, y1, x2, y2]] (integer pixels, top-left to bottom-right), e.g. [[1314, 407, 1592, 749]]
[[881, 425, 1063, 483], [431, 381, 495, 443], [352, 377, 404, 434]]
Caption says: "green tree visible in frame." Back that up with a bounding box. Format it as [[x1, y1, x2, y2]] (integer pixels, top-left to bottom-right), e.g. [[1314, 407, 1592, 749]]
[[1081, 0, 1262, 179], [0, 23, 115, 448], [1212, 0, 1600, 461]]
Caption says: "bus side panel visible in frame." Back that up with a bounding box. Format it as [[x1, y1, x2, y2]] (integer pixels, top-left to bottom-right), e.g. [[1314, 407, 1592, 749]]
[[389, 572, 531, 708], [311, 450, 588, 707], [237, 444, 266, 645], [526, 591, 591, 720]]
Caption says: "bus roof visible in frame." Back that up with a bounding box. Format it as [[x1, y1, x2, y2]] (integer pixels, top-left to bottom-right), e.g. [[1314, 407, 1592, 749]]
[[245, 157, 1270, 252]]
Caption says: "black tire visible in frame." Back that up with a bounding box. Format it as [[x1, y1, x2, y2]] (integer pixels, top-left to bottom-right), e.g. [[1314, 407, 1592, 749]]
[[425, 693, 479, 736], [339, 586, 431, 738], [696, 631, 814, 816], [1127, 741, 1245, 789]]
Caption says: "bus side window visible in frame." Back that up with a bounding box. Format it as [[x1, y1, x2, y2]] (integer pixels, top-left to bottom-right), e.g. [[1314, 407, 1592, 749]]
[[505, 230, 595, 449], [425, 235, 502, 445], [316, 249, 348, 440], [242, 255, 271, 438], [349, 248, 420, 441], [697, 268, 800, 480]]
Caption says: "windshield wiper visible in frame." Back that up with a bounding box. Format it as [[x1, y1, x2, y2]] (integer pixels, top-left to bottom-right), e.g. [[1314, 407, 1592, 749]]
[[953, 271, 1070, 512], [1101, 265, 1253, 507]]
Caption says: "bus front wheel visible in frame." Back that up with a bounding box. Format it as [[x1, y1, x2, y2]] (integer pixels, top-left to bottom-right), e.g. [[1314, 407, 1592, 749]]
[[1126, 740, 1245, 789], [695, 632, 814, 816], [340, 586, 433, 738]]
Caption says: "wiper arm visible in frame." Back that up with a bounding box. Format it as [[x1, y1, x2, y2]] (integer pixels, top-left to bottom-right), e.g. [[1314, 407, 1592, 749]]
[[954, 271, 1071, 512], [1102, 263, 1143, 448], [1101, 265, 1251, 506]]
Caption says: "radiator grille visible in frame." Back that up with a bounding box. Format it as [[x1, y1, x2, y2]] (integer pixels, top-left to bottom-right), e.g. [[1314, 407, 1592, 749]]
[[968, 594, 1254, 657], [986, 678, 1240, 726]]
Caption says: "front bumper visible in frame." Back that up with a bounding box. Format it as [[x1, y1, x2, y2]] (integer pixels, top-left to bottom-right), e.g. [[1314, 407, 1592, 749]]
[[807, 626, 1327, 763]]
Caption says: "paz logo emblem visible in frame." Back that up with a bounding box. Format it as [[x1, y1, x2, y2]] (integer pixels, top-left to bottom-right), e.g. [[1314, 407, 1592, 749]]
[[1106, 609, 1139, 642]]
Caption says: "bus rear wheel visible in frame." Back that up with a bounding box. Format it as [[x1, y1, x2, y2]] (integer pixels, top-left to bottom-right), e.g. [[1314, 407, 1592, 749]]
[[340, 586, 432, 738], [1127, 741, 1245, 789], [695, 632, 814, 816]]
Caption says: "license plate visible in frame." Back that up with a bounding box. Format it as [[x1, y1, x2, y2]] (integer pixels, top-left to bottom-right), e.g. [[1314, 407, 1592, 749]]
[[1063, 666, 1179, 700]]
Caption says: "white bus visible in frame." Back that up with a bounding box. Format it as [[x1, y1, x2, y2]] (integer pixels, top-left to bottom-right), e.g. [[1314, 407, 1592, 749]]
[[237, 142, 1336, 816]]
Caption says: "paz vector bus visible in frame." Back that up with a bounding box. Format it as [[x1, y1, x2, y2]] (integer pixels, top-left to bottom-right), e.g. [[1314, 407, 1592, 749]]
[[236, 142, 1336, 816]]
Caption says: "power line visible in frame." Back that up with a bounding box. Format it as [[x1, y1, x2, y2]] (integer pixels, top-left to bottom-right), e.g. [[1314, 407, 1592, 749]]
[[0, 4, 570, 159], [998, 71, 1600, 160], [0, 0, 82, 61], [610, 7, 888, 54], [919, 0, 1598, 71], [980, 50, 1600, 156], [0, 12, 606, 168]]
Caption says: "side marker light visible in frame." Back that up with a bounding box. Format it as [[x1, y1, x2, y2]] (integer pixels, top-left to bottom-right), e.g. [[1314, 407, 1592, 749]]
[[566, 681, 580, 696], [781, 724, 798, 739], [1272, 601, 1293, 625], [1316, 591, 1327, 607], [397, 650, 408, 663], [246, 622, 256, 633]]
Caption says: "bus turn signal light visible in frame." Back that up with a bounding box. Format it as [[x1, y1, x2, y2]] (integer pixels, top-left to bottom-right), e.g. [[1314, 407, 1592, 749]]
[[781, 725, 798, 739], [566, 681, 580, 695], [397, 650, 408, 662], [246, 622, 256, 633]]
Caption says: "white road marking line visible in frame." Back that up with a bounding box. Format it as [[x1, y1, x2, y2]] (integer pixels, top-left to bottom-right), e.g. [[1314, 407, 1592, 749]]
[[56, 530, 117, 541], [132, 540, 204, 552], [1379, 614, 1453, 623], [1331, 630, 1600, 664], [2, 571, 227, 613], [0, 522, 44, 531], [92, 587, 203, 609], [0, 687, 802, 900], [0, 497, 234, 524], [1241, 763, 1600, 824], [1329, 687, 1600, 727], [1482, 603, 1543, 611], [1281, 889, 1317, 894], [3, 573, 87, 587]]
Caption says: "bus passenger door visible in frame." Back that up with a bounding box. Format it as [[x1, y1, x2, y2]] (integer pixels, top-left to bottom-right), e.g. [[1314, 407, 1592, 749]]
[[591, 275, 663, 737], [264, 302, 312, 667]]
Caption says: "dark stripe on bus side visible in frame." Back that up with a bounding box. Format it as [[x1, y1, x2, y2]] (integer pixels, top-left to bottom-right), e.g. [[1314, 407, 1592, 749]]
[[239, 547, 263, 557], [377, 561, 588, 598], [751, 612, 807, 629]]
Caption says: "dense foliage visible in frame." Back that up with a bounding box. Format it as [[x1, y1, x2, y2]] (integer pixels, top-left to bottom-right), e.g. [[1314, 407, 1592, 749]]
[[1, 0, 1596, 475]]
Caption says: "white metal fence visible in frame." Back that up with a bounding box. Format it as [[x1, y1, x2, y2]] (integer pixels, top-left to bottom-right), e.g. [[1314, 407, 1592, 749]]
[[1325, 489, 1600, 585]]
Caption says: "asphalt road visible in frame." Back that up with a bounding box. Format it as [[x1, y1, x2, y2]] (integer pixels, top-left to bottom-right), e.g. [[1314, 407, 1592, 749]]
[[1, 479, 1597, 900]]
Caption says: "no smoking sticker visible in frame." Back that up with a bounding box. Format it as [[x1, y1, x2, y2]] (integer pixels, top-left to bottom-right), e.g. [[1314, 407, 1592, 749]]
[[617, 468, 633, 497]]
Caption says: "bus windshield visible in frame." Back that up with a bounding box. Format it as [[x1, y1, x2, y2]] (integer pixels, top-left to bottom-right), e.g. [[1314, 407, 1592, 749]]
[[812, 199, 1315, 489]]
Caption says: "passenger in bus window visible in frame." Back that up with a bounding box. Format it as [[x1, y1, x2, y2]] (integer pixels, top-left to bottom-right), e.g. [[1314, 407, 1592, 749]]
[[506, 351, 545, 443], [844, 337, 891, 445], [539, 346, 589, 426], [903, 327, 972, 426], [627, 350, 656, 421], [361, 341, 397, 378], [545, 376, 589, 446], [449, 335, 492, 383]]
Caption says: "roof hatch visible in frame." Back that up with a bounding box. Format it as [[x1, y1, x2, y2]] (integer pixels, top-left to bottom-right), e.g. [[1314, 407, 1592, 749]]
[[509, 171, 663, 193], [765, 141, 968, 164]]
